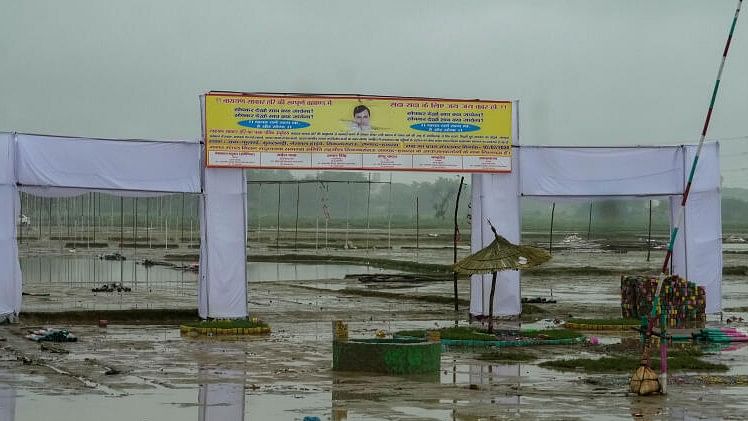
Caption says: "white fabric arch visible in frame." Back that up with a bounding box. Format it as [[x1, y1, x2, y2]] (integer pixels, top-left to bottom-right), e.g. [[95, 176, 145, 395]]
[[471, 142, 722, 316], [0, 132, 247, 322]]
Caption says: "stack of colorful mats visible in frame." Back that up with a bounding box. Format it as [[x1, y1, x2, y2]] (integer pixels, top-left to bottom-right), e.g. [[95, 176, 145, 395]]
[[620, 275, 706, 328]]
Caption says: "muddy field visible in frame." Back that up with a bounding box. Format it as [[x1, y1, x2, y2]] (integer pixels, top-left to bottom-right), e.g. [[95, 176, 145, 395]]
[[2, 230, 748, 420]]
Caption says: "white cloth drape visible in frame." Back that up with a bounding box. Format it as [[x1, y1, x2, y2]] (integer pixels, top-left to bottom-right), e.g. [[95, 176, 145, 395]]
[[669, 143, 722, 313], [0, 133, 21, 322], [199, 167, 248, 319]]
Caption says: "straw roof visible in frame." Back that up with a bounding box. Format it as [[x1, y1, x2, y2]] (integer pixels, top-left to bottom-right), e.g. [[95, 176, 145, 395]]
[[453, 234, 551, 276]]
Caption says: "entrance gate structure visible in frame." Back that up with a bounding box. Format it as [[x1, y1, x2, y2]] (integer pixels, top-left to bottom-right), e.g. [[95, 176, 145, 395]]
[[0, 99, 722, 322]]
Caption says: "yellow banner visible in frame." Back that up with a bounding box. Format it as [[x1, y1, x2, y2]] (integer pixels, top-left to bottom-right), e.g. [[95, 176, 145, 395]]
[[204, 92, 512, 172]]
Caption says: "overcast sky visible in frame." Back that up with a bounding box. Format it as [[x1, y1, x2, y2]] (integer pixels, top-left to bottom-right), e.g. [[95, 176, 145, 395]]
[[1, 1, 746, 186]]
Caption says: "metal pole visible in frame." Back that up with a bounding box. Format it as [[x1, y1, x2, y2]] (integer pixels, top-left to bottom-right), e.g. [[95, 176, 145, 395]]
[[647, 200, 653, 262], [276, 183, 281, 250], [345, 182, 350, 248], [295, 183, 300, 249], [66, 196, 70, 238], [120, 197, 124, 285], [416, 196, 419, 251], [587, 202, 593, 241], [549, 203, 556, 255], [366, 173, 371, 251], [388, 173, 392, 250], [93, 193, 97, 244], [134, 197, 138, 284], [181, 193, 185, 242], [147, 198, 151, 249]]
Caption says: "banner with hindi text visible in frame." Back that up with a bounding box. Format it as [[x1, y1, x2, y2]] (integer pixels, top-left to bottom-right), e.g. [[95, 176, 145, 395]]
[[204, 92, 512, 172]]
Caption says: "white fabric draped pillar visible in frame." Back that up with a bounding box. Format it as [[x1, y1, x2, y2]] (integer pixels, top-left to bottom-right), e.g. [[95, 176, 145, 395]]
[[670, 143, 722, 313], [469, 166, 522, 316], [199, 168, 248, 319], [0, 133, 21, 323], [470, 103, 522, 316]]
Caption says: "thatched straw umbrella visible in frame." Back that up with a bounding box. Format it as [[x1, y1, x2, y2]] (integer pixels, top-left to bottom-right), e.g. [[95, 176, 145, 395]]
[[453, 220, 551, 333]]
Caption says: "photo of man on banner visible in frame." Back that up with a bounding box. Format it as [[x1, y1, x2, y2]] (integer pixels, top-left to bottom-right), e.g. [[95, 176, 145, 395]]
[[349, 105, 372, 132]]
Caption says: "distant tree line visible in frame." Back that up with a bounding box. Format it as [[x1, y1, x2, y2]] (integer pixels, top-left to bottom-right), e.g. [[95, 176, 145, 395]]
[[16, 170, 748, 235]]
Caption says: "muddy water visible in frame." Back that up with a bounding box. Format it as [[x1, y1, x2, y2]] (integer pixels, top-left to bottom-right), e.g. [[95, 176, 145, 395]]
[[3, 243, 748, 420], [2, 320, 743, 420]]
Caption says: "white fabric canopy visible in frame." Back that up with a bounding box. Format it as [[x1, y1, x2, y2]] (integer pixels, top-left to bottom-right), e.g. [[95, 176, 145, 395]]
[[471, 142, 722, 316], [16, 134, 201, 193], [520, 146, 685, 199]]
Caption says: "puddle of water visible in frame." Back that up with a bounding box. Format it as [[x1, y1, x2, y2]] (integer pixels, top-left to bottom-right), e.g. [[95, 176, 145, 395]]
[[391, 406, 454, 420], [20, 256, 388, 286], [3, 380, 337, 421]]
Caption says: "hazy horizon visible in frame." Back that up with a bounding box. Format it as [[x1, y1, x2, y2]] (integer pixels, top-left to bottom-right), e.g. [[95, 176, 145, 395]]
[[2, 1, 746, 186]]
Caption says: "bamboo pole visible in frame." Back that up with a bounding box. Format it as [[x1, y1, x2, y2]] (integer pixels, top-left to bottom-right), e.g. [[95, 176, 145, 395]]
[[642, 0, 743, 396], [453, 176, 465, 312]]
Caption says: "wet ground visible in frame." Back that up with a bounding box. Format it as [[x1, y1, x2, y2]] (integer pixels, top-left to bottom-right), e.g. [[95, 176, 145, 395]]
[[3, 231, 748, 420]]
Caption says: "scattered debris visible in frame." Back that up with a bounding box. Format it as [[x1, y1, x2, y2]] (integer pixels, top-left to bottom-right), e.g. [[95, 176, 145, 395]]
[[350, 273, 450, 283], [25, 328, 78, 342], [40, 343, 69, 354], [174, 263, 199, 272], [104, 366, 121, 375], [92, 283, 131, 293], [98, 252, 126, 261], [139, 259, 174, 268], [522, 297, 557, 304]]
